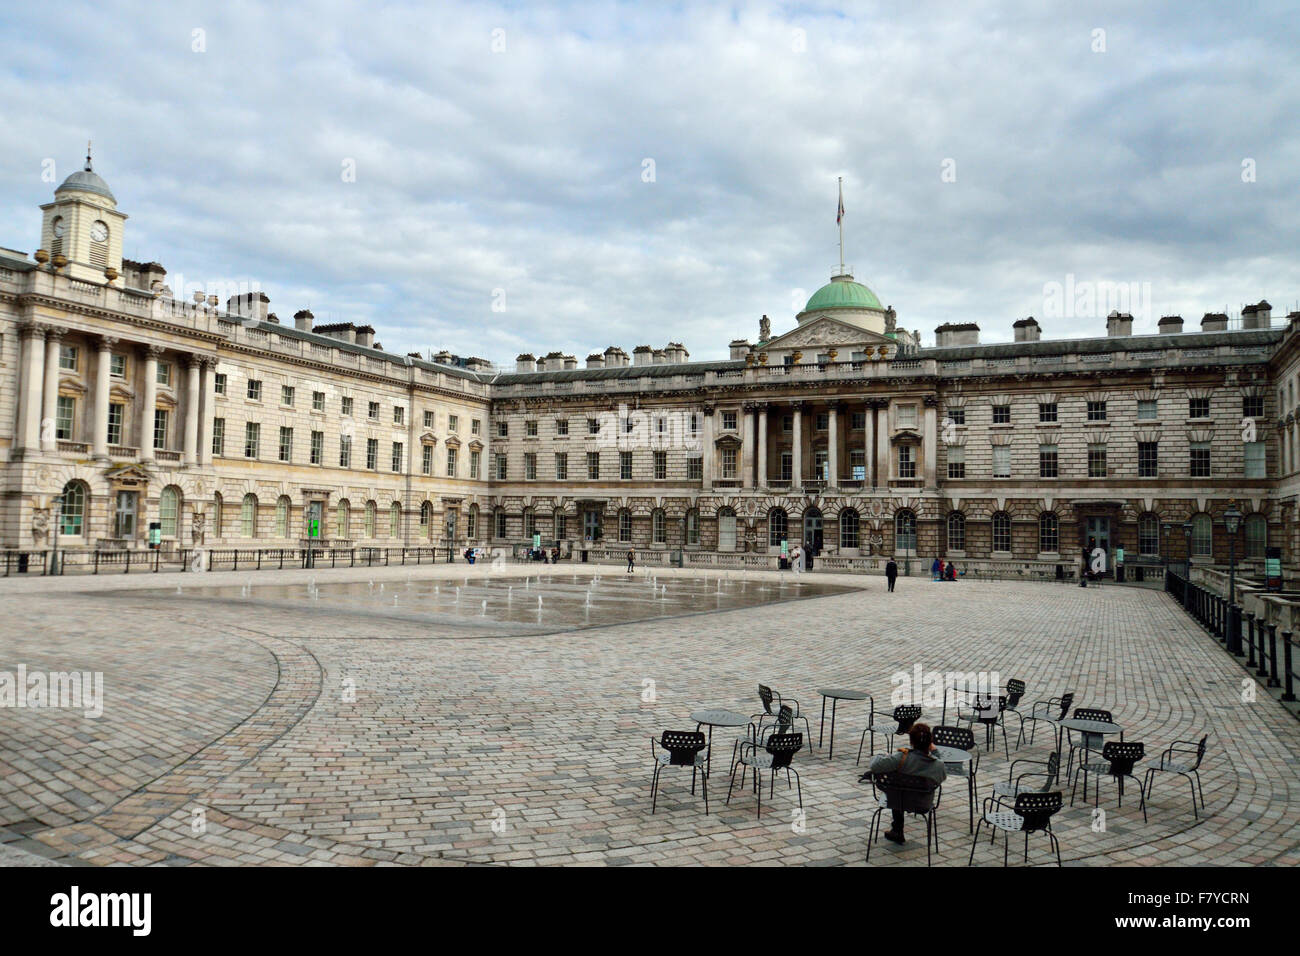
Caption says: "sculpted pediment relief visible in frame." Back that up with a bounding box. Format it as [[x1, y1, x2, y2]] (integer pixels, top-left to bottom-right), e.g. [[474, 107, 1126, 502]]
[[763, 317, 892, 350]]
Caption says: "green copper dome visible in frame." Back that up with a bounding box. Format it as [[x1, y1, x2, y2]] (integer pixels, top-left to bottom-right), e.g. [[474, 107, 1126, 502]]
[[804, 277, 882, 313]]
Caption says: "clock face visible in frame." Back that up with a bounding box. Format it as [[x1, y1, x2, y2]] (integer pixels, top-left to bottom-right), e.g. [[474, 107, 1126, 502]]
[[51, 217, 64, 238], [90, 221, 108, 242]]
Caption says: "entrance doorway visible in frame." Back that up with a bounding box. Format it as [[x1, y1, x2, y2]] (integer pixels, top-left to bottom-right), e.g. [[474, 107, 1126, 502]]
[[307, 500, 323, 539], [718, 508, 737, 552], [1085, 516, 1111, 571], [583, 508, 602, 543], [803, 507, 824, 555], [113, 490, 137, 539]]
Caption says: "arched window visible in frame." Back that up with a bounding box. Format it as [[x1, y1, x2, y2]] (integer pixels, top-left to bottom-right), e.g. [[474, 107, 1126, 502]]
[[494, 508, 508, 539], [553, 508, 567, 540], [1138, 513, 1160, 555], [467, 505, 478, 540], [213, 492, 223, 537], [1245, 513, 1267, 559], [685, 509, 700, 546], [390, 502, 401, 537], [618, 509, 632, 542], [158, 485, 180, 538], [652, 509, 666, 544], [276, 496, 291, 537], [59, 480, 87, 537], [768, 508, 788, 547], [337, 499, 350, 538], [241, 494, 258, 538], [524, 507, 536, 539], [420, 501, 433, 537], [717, 506, 737, 552], [946, 511, 965, 552], [991, 511, 1011, 553], [1038, 512, 1059, 553], [839, 508, 860, 550], [894, 510, 917, 556], [364, 500, 376, 538], [1191, 512, 1213, 557]]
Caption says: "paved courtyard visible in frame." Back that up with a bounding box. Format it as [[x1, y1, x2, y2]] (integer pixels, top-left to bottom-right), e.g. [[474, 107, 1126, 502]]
[[1, 563, 1297, 866]]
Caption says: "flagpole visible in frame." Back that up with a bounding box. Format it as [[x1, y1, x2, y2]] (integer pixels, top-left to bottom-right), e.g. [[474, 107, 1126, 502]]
[[837, 177, 845, 276]]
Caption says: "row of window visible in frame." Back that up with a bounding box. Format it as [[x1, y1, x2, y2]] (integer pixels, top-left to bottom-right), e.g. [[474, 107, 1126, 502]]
[[946, 396, 1263, 425], [1008, 442, 1268, 480]]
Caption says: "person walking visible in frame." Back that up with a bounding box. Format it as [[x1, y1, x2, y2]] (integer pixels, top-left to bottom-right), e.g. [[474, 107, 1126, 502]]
[[866, 722, 946, 845], [626, 548, 635, 573], [931, 556, 941, 581], [791, 545, 803, 574], [885, 557, 898, 592]]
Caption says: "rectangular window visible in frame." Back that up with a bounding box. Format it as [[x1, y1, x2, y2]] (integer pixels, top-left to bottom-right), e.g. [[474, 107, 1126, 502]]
[[470, 450, 480, 479], [850, 448, 866, 480], [391, 442, 403, 472], [366, 438, 379, 470], [946, 406, 966, 425], [587, 417, 600, 435], [656, 450, 670, 479], [341, 396, 353, 417], [449, 414, 459, 432], [59, 345, 79, 371], [556, 418, 569, 436], [1188, 397, 1210, 419], [723, 410, 738, 430], [312, 391, 325, 411], [1039, 443, 1058, 478], [719, 448, 735, 479], [497, 420, 509, 438], [281, 385, 294, 406], [992, 404, 1011, 424], [423, 410, 435, 429], [156, 362, 171, 386], [110, 354, 127, 378], [814, 411, 829, 431], [1189, 442, 1211, 478], [524, 452, 537, 480], [521, 420, 536, 438], [780, 451, 793, 481], [992, 445, 1010, 478], [496, 453, 508, 480], [620, 451, 633, 480], [245, 422, 260, 458], [897, 404, 917, 428], [394, 406, 405, 425], [555, 452, 568, 480], [211, 417, 224, 456], [688, 457, 703, 480], [446, 446, 457, 477], [1138, 441, 1159, 478], [471, 418, 480, 435], [247, 379, 262, 401], [946, 445, 965, 479], [850, 411, 866, 430], [1244, 441, 1266, 478], [422, 444, 433, 475], [1137, 399, 1158, 420], [1243, 395, 1264, 419], [1038, 402, 1057, 423], [368, 401, 380, 420], [1086, 400, 1107, 422], [278, 426, 293, 462], [1087, 444, 1107, 478], [310, 430, 323, 464], [587, 451, 600, 479], [55, 395, 75, 440], [339, 436, 352, 468], [898, 445, 916, 478]]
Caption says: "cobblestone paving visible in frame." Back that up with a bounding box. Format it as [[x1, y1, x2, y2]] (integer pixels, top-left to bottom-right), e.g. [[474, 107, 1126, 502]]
[[1, 564, 1297, 866]]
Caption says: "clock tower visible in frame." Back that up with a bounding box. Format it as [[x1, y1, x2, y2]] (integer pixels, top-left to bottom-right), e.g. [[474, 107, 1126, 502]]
[[38, 144, 127, 283]]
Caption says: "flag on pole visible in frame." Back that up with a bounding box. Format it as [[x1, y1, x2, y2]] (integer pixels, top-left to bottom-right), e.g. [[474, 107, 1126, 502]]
[[837, 179, 844, 225]]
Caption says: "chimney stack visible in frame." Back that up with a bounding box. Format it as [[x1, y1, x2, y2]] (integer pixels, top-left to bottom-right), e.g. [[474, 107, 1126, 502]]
[[294, 309, 314, 332], [1201, 312, 1229, 332], [586, 352, 606, 369], [227, 291, 270, 323], [1012, 317, 1040, 342], [934, 322, 980, 347], [355, 324, 375, 348], [1106, 311, 1133, 336], [1157, 315, 1183, 334], [633, 345, 653, 366], [1241, 300, 1273, 329], [516, 353, 537, 373]]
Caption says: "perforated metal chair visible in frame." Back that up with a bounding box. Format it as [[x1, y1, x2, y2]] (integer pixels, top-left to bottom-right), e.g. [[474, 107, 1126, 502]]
[[856, 704, 922, 765], [1064, 707, 1116, 781], [732, 703, 793, 768], [864, 771, 941, 866], [752, 684, 814, 749], [650, 731, 709, 815], [1143, 735, 1208, 819], [1017, 691, 1074, 748], [932, 724, 980, 833], [1071, 741, 1147, 822], [969, 791, 1063, 866], [958, 694, 1009, 755], [984, 751, 1060, 828], [727, 732, 804, 820]]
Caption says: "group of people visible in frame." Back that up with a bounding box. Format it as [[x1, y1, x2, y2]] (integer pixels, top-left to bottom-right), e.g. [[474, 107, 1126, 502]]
[[931, 558, 961, 581]]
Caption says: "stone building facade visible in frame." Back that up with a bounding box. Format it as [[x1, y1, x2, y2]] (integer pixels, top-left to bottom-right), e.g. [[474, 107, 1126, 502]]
[[2, 157, 1296, 577]]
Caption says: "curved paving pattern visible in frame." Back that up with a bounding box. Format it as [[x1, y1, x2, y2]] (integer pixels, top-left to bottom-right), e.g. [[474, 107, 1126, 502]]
[[1, 565, 1296, 866]]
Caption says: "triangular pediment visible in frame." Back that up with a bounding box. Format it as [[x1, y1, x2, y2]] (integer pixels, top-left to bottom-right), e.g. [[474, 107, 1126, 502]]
[[104, 463, 154, 484], [762, 315, 894, 351]]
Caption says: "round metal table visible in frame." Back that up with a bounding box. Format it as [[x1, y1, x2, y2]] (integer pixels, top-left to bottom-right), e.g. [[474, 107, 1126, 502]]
[[817, 689, 871, 760], [691, 709, 750, 776], [1057, 717, 1123, 780], [934, 745, 977, 832]]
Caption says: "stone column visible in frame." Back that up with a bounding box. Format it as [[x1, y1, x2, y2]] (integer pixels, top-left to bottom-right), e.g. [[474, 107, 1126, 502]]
[[864, 402, 875, 489], [875, 400, 890, 486], [184, 356, 201, 466], [701, 406, 714, 490], [199, 359, 216, 466], [139, 345, 161, 463], [40, 327, 63, 452], [15, 324, 47, 457], [923, 396, 938, 489], [92, 336, 116, 461], [791, 403, 803, 489], [757, 407, 768, 489], [741, 404, 755, 489], [827, 403, 840, 488]]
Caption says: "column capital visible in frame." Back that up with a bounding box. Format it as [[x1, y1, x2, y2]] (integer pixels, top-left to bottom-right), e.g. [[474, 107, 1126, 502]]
[[923, 394, 940, 408], [185, 353, 203, 369], [141, 343, 166, 359], [43, 325, 66, 342], [96, 334, 119, 351], [18, 321, 48, 340], [702, 405, 715, 417]]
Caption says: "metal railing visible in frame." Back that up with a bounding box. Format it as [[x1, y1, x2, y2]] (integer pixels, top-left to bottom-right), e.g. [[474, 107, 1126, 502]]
[[2, 546, 454, 577]]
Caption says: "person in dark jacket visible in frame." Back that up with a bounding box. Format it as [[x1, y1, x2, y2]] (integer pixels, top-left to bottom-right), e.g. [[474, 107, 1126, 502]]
[[626, 549, 635, 573], [885, 558, 898, 592], [867, 722, 946, 844]]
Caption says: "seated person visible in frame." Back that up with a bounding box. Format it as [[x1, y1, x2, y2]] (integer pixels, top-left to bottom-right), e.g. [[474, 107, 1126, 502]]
[[866, 722, 946, 844]]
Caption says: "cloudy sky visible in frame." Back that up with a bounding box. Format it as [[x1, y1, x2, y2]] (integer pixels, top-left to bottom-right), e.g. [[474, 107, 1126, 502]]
[[1, 0, 1297, 362]]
